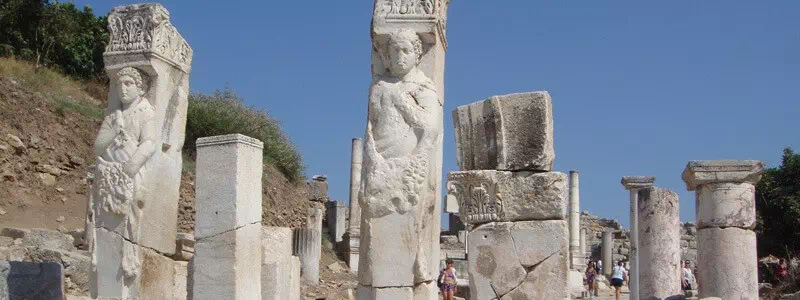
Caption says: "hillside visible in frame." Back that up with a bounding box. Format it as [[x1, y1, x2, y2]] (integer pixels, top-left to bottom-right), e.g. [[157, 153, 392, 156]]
[[0, 58, 314, 233]]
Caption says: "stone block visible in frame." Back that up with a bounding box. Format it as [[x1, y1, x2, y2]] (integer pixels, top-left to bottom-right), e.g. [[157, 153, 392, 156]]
[[262, 227, 293, 263], [289, 256, 301, 300], [447, 170, 567, 224], [326, 201, 347, 243], [262, 226, 293, 300], [697, 227, 757, 300], [192, 223, 261, 299], [468, 221, 568, 300], [695, 182, 756, 229], [0, 260, 64, 300], [621, 176, 656, 190], [138, 247, 176, 300], [195, 134, 264, 240], [681, 160, 764, 191], [453, 91, 554, 171], [173, 261, 188, 300], [173, 233, 195, 261], [306, 179, 328, 201]]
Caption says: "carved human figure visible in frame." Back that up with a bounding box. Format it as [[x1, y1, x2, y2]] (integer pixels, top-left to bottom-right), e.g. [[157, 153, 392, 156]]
[[90, 66, 156, 278], [361, 28, 442, 284]]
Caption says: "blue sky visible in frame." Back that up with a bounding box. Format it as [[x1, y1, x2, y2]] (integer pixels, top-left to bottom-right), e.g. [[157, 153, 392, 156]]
[[77, 1, 799, 229]]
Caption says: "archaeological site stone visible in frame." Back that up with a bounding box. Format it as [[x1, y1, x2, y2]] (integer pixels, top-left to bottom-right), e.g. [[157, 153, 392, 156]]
[[293, 227, 321, 283], [358, 1, 449, 298], [327, 200, 347, 243], [467, 221, 568, 300], [446, 170, 567, 223], [0, 261, 64, 300], [86, 3, 191, 299], [621, 175, 655, 300], [262, 227, 295, 300], [682, 160, 764, 300], [193, 134, 264, 299], [601, 231, 613, 276], [453, 91, 554, 171], [637, 187, 682, 300], [347, 137, 363, 272]]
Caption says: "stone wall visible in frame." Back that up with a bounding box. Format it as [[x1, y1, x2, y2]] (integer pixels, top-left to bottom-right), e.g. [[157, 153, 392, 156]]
[[579, 212, 698, 267]]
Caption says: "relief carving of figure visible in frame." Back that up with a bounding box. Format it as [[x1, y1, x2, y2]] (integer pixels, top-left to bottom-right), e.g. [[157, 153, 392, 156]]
[[90, 66, 156, 278], [361, 28, 442, 280]]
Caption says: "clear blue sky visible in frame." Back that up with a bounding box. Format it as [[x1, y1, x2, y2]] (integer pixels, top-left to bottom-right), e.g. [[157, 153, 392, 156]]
[[77, 1, 799, 229]]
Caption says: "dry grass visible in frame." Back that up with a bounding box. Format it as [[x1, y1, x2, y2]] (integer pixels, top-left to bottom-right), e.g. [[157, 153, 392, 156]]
[[0, 57, 105, 119]]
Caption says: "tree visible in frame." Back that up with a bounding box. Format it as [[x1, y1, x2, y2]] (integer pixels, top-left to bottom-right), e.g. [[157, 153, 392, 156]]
[[756, 147, 800, 257]]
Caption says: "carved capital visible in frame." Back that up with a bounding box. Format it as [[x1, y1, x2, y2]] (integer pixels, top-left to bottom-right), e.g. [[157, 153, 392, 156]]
[[372, 0, 450, 49], [105, 3, 193, 73]]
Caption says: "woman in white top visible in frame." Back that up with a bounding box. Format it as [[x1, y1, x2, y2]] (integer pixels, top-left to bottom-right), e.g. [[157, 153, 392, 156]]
[[611, 261, 627, 300]]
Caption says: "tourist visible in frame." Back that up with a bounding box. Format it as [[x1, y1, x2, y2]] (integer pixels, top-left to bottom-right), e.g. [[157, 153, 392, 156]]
[[438, 259, 458, 300], [585, 261, 598, 298], [596, 259, 603, 274], [611, 261, 627, 300], [682, 260, 695, 291], [776, 259, 789, 282]]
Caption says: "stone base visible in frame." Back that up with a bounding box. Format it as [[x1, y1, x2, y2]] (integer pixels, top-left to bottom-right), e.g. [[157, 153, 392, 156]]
[[568, 269, 585, 298], [468, 220, 568, 300], [192, 222, 261, 299], [357, 285, 412, 300], [697, 227, 757, 300]]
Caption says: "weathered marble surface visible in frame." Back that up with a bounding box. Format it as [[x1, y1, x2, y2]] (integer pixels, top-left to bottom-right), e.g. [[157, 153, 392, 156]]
[[193, 134, 264, 299], [348, 138, 363, 271], [681, 160, 764, 191], [447, 170, 567, 224], [467, 221, 568, 300], [568, 170, 582, 269], [697, 227, 758, 300], [453, 91, 554, 171], [262, 227, 294, 300], [695, 182, 756, 230], [637, 187, 682, 300], [87, 3, 192, 299]]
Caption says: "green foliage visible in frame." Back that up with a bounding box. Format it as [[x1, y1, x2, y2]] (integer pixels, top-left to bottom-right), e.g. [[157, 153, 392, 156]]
[[756, 147, 800, 257], [185, 88, 305, 182], [53, 96, 104, 120], [0, 0, 107, 79]]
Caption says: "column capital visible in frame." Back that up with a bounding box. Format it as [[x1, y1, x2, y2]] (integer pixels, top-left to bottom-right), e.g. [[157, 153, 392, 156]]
[[681, 160, 764, 191], [621, 176, 655, 190]]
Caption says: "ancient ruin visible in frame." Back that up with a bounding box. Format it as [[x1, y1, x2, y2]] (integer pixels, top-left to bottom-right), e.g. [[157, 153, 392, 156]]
[[449, 91, 569, 299], [357, 1, 450, 298], [637, 187, 682, 299], [193, 134, 264, 299], [683, 160, 765, 300], [347, 138, 363, 272], [621, 175, 655, 300], [86, 3, 192, 299]]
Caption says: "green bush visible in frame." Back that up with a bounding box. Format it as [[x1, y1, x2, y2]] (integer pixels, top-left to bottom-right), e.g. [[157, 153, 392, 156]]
[[185, 88, 305, 182]]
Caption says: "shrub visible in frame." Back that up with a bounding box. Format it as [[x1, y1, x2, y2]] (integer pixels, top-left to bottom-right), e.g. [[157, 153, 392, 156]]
[[185, 88, 305, 182]]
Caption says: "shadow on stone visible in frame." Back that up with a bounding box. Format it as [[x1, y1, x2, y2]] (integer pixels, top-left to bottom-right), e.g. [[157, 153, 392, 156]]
[[1, 261, 64, 300]]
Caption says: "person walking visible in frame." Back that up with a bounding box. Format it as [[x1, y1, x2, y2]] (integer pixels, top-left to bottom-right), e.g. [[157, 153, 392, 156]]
[[585, 261, 598, 298], [438, 259, 458, 300], [682, 261, 695, 291], [611, 261, 627, 300]]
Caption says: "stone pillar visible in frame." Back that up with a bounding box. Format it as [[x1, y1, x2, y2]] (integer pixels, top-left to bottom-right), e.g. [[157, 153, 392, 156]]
[[449, 91, 568, 299], [579, 228, 587, 265], [88, 4, 192, 299], [347, 137, 363, 272], [193, 134, 263, 299], [637, 187, 681, 300], [295, 207, 323, 283], [327, 200, 346, 243], [621, 176, 655, 300], [682, 160, 764, 300], [568, 170, 582, 269], [359, 1, 449, 299], [601, 231, 613, 275], [262, 227, 294, 300]]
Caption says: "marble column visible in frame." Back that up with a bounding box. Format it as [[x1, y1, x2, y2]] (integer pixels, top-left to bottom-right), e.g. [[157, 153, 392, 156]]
[[621, 176, 655, 300], [579, 228, 587, 266], [347, 138, 363, 272], [682, 160, 764, 300], [601, 231, 613, 275], [637, 187, 681, 300], [193, 134, 264, 299], [568, 170, 582, 269]]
